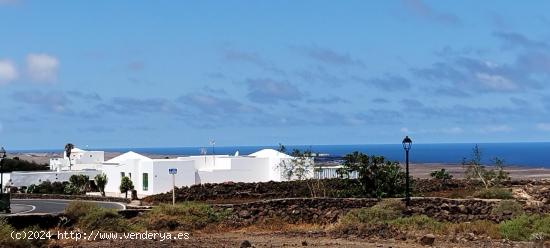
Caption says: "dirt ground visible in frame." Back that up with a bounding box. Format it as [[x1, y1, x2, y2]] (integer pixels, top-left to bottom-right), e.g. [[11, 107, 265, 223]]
[[47, 230, 535, 248]]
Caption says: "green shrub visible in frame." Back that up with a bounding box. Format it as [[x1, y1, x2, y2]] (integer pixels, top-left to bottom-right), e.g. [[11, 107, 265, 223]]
[[64, 201, 131, 232], [491, 200, 524, 217], [430, 169, 453, 180], [499, 214, 537, 241], [339, 207, 397, 226], [69, 174, 90, 194], [0, 218, 45, 248], [27, 184, 36, 194], [78, 208, 131, 232], [377, 199, 406, 212], [339, 200, 403, 226], [336, 152, 406, 198], [532, 215, 550, 235], [474, 188, 513, 199], [64, 201, 98, 222], [445, 220, 500, 238], [499, 214, 550, 241], [140, 202, 228, 230], [388, 215, 444, 232]]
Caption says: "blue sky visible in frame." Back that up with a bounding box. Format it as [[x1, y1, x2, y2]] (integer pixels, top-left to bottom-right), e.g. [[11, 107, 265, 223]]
[[1, 0, 550, 149]]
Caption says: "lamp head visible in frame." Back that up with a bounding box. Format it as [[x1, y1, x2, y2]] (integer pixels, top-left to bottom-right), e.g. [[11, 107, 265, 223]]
[[402, 136, 412, 151]]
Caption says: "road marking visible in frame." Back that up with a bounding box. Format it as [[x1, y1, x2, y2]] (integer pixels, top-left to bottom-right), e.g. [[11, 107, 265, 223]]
[[8, 204, 36, 214], [11, 199, 126, 210]]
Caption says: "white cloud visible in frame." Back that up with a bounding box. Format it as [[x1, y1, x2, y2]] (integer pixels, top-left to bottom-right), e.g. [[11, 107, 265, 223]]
[[480, 124, 513, 133], [475, 73, 518, 91], [400, 127, 410, 133], [0, 59, 18, 84], [536, 123, 550, 131], [26, 53, 59, 82]]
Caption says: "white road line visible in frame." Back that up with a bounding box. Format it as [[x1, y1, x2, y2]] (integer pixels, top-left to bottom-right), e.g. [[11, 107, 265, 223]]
[[9, 204, 36, 214], [12, 199, 126, 210]]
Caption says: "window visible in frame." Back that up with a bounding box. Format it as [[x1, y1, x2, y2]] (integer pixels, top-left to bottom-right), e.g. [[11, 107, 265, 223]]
[[143, 173, 148, 191], [121, 172, 125, 178], [129, 173, 132, 179]]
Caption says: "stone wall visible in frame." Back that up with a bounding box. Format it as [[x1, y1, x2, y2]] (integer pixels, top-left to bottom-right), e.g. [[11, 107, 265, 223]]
[[142, 178, 492, 204], [406, 198, 503, 222], [215, 198, 380, 226], [215, 197, 547, 226]]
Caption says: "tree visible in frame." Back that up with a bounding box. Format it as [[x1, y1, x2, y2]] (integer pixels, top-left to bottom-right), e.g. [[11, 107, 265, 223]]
[[430, 169, 453, 181], [69, 174, 90, 194], [64, 143, 75, 170], [277, 143, 287, 153], [462, 145, 510, 188], [337, 151, 406, 198], [277, 146, 323, 197], [119, 176, 134, 199], [94, 173, 108, 197]]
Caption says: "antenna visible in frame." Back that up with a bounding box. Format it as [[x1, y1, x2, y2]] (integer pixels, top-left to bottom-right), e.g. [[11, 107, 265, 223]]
[[200, 147, 207, 164], [209, 139, 216, 167]]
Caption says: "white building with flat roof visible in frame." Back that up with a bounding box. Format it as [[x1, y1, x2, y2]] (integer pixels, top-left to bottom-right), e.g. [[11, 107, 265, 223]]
[[101, 149, 307, 197], [0, 147, 314, 197], [49, 148, 104, 171]]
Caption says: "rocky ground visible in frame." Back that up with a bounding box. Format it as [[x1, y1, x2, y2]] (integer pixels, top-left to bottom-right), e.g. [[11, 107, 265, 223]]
[[47, 230, 535, 248]]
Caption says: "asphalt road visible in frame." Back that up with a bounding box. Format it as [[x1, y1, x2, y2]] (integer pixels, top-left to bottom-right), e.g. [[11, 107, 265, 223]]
[[7, 199, 126, 214]]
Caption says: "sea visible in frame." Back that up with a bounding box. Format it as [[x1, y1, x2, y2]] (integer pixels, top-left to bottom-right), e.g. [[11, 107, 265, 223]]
[[15, 142, 550, 168]]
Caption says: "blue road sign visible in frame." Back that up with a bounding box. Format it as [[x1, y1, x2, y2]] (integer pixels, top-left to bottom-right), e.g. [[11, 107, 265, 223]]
[[169, 168, 177, 174]]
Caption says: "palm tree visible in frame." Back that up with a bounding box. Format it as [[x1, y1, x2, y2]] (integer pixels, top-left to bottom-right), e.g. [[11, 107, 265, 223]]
[[64, 143, 74, 170]]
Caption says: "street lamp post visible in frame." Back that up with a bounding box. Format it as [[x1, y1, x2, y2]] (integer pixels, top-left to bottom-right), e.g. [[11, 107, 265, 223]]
[[0, 147, 6, 193], [0, 147, 9, 213], [402, 136, 412, 206]]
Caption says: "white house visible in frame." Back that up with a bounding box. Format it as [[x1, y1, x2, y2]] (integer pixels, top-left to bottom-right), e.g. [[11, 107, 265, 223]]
[[50, 148, 104, 171], [101, 149, 305, 197], [7, 147, 314, 197], [101, 152, 197, 197]]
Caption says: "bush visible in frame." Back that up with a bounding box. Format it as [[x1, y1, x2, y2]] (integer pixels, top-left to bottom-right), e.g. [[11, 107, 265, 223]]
[[430, 169, 453, 180], [78, 208, 131, 232], [445, 220, 500, 238], [26, 180, 68, 194], [339, 200, 403, 226], [140, 202, 228, 231], [64, 201, 131, 232], [339, 207, 398, 226], [336, 152, 406, 198], [389, 215, 445, 232], [474, 188, 513, 199], [26, 184, 36, 194], [376, 199, 406, 212], [0, 218, 46, 248], [491, 200, 524, 217], [69, 174, 90, 194], [51, 181, 67, 194], [499, 214, 550, 241], [64, 201, 99, 222]]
